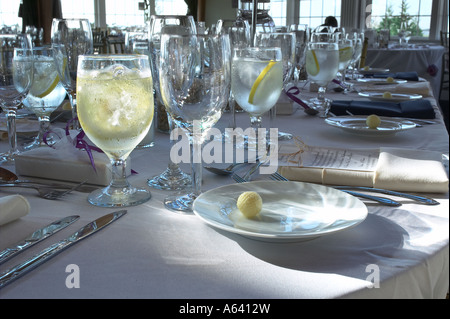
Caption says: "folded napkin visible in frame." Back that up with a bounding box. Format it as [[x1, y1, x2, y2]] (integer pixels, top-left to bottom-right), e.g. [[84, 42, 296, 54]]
[[330, 99, 436, 119], [371, 72, 419, 81], [358, 81, 433, 98], [14, 129, 131, 185], [0, 195, 30, 226], [279, 146, 448, 193]]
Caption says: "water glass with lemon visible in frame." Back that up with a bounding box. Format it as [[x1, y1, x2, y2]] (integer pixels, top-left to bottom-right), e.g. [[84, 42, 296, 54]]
[[23, 47, 67, 149], [334, 35, 354, 92], [231, 47, 283, 140], [305, 42, 339, 117], [77, 55, 154, 207]]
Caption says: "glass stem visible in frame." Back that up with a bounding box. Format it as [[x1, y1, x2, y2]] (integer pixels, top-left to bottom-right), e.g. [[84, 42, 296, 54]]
[[317, 86, 326, 102], [68, 91, 79, 130], [37, 115, 50, 144], [229, 93, 237, 129], [190, 137, 202, 197], [167, 114, 180, 170], [6, 110, 18, 156], [110, 158, 130, 190]]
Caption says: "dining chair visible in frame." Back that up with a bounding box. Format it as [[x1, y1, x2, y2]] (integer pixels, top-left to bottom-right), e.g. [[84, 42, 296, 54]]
[[439, 31, 449, 100]]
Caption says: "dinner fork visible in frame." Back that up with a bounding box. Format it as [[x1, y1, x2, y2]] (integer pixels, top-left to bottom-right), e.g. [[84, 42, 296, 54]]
[[0, 180, 87, 200], [232, 173, 247, 184], [269, 172, 402, 207]]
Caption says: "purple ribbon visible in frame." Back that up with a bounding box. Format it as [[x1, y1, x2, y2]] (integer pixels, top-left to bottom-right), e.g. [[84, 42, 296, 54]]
[[284, 86, 313, 110]]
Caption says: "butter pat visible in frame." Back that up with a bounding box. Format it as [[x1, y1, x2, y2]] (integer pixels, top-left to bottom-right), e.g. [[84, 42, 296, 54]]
[[237, 191, 263, 218], [14, 135, 131, 186]]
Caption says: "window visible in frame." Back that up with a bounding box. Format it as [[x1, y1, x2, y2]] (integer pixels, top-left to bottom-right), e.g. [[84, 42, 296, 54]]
[[0, 0, 22, 30], [298, 0, 342, 30], [271, 0, 288, 27], [368, 0, 434, 38], [154, 0, 188, 15], [60, 0, 95, 22], [105, 0, 145, 27]]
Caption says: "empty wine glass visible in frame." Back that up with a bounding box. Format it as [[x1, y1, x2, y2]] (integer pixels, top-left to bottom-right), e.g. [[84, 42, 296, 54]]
[[346, 31, 364, 80], [231, 46, 283, 149], [146, 15, 195, 191], [159, 33, 231, 213], [0, 34, 33, 164], [23, 46, 67, 149], [305, 41, 339, 117], [51, 18, 93, 130], [77, 54, 154, 207], [288, 24, 310, 84]]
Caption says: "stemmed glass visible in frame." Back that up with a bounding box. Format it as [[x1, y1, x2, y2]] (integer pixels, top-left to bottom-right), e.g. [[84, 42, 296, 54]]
[[51, 18, 93, 130], [305, 41, 339, 117], [215, 19, 251, 142], [254, 32, 295, 141], [398, 21, 411, 48], [159, 33, 231, 213], [346, 31, 364, 79], [76, 54, 154, 207], [146, 15, 195, 191], [23, 46, 67, 149], [334, 33, 353, 93], [0, 34, 33, 164], [231, 47, 283, 148], [288, 24, 310, 84]]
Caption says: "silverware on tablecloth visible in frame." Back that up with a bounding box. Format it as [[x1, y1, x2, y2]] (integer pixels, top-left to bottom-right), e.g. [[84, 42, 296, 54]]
[[0, 180, 87, 200], [0, 215, 80, 265], [269, 172, 402, 207], [0, 210, 127, 289]]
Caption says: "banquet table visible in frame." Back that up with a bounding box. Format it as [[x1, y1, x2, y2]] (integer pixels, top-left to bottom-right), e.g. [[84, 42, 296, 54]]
[[366, 44, 446, 99], [0, 79, 448, 301]]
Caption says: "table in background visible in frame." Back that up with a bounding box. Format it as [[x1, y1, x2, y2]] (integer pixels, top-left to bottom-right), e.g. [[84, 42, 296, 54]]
[[0, 80, 448, 299], [366, 44, 446, 98]]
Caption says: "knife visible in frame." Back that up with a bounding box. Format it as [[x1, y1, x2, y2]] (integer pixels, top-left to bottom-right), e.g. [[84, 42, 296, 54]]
[[0, 210, 127, 289], [0, 215, 80, 266]]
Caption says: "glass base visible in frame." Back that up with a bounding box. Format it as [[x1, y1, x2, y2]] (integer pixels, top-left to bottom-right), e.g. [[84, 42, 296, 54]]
[[308, 98, 331, 118], [277, 131, 293, 141], [147, 166, 191, 191], [87, 185, 151, 207], [0, 151, 18, 164], [164, 192, 197, 213]]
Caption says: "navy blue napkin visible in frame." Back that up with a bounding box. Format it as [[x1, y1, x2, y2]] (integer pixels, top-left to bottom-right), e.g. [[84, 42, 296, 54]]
[[330, 99, 435, 119], [369, 71, 419, 81]]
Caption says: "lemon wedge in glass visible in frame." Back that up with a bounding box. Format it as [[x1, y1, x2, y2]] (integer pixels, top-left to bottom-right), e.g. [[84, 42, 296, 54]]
[[306, 49, 320, 76], [30, 57, 66, 98], [248, 60, 278, 105]]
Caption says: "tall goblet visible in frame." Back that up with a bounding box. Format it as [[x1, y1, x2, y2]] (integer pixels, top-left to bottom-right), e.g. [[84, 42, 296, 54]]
[[76, 55, 154, 207], [51, 18, 93, 130], [288, 24, 310, 84], [0, 34, 33, 164], [23, 46, 67, 149], [231, 47, 283, 149], [159, 33, 231, 213], [254, 32, 296, 141], [334, 33, 353, 92], [346, 31, 364, 80], [305, 41, 339, 117], [146, 15, 195, 191]]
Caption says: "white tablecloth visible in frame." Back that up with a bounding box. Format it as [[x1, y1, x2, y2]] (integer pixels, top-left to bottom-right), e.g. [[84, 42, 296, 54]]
[[366, 45, 446, 98], [0, 81, 448, 299]]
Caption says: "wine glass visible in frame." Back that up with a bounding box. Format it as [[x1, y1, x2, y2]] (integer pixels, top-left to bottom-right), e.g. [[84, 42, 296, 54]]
[[231, 46, 283, 149], [0, 34, 33, 164], [146, 15, 196, 191], [76, 54, 154, 207], [398, 21, 411, 48], [159, 33, 231, 213], [254, 32, 295, 141], [333, 33, 353, 93], [215, 19, 251, 142], [288, 24, 310, 84], [23, 46, 67, 149], [346, 31, 364, 80], [305, 41, 339, 117], [51, 18, 93, 130]]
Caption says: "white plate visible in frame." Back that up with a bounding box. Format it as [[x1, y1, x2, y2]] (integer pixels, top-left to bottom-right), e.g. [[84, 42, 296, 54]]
[[193, 181, 368, 242], [358, 92, 422, 102], [357, 78, 407, 85], [358, 67, 390, 75], [325, 116, 417, 136]]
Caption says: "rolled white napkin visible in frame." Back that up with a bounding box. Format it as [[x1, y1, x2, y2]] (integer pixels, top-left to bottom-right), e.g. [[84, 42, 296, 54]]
[[0, 194, 30, 226]]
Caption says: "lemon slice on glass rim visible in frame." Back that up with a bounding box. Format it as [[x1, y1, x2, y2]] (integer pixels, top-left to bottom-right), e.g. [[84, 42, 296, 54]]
[[248, 60, 278, 105], [306, 49, 320, 76], [338, 46, 353, 61]]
